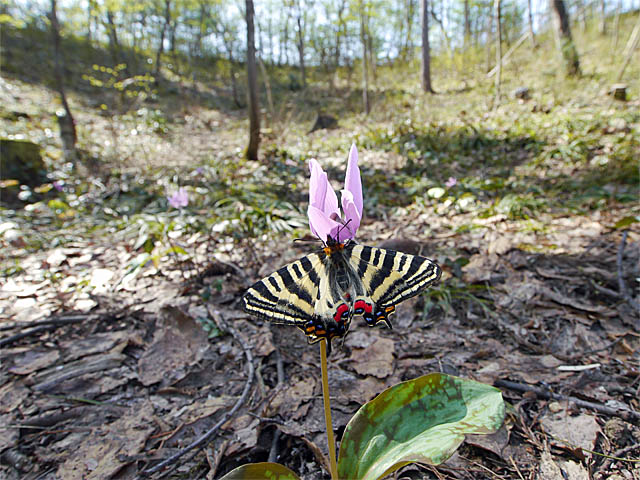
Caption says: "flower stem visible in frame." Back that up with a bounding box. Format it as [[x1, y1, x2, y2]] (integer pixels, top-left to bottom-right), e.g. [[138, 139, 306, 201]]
[[320, 339, 338, 480]]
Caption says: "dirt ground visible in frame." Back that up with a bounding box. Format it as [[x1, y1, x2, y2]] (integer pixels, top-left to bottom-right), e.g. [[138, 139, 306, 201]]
[[1, 189, 639, 479]]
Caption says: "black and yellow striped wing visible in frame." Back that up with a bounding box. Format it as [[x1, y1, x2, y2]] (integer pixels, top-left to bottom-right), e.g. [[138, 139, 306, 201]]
[[345, 244, 442, 328]]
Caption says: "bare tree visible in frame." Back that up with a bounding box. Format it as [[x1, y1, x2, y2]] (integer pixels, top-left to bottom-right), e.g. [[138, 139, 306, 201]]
[[551, 0, 581, 76], [421, 0, 434, 93], [493, 0, 502, 108], [245, 0, 260, 160], [50, 0, 77, 162], [294, 0, 306, 88], [154, 0, 172, 80]]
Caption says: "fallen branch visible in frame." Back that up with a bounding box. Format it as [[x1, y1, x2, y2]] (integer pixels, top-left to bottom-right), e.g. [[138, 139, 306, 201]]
[[143, 307, 255, 477], [495, 379, 640, 425], [616, 231, 640, 313], [0, 313, 108, 346]]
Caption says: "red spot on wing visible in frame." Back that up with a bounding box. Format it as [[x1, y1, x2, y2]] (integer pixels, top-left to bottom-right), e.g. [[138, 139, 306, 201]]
[[334, 303, 350, 323], [354, 299, 373, 313]]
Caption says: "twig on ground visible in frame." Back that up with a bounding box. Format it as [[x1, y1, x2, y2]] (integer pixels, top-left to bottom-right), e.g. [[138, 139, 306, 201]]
[[495, 379, 640, 425], [616, 231, 640, 312], [142, 307, 255, 477]]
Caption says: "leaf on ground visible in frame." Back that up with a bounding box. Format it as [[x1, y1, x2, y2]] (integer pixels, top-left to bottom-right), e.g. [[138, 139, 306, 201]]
[[349, 335, 395, 379], [138, 306, 209, 386], [267, 375, 316, 418], [218, 462, 301, 480], [222, 415, 260, 456], [540, 409, 601, 458], [56, 400, 155, 480], [337, 373, 505, 480], [61, 330, 129, 361]]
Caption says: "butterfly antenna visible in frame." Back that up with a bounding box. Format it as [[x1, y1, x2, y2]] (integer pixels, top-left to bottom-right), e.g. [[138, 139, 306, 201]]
[[336, 218, 353, 243]]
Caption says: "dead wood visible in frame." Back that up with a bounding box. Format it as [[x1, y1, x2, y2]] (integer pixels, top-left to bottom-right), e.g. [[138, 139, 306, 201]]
[[495, 379, 640, 425]]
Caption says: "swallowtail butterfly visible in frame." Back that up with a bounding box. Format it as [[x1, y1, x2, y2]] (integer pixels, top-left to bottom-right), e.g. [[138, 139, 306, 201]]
[[242, 236, 441, 353]]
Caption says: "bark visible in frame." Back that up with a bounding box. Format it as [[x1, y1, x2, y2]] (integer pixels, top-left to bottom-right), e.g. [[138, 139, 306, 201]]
[[360, 3, 370, 114], [50, 0, 77, 162], [421, 0, 434, 93], [245, 0, 260, 160], [493, 0, 503, 108], [599, 0, 606, 35], [154, 0, 172, 80], [551, 0, 581, 76]]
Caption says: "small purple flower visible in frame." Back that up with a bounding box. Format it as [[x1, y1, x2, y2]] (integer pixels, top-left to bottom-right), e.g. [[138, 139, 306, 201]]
[[168, 187, 189, 209], [308, 143, 363, 243], [196, 167, 204, 175], [445, 177, 457, 188], [53, 180, 64, 192]]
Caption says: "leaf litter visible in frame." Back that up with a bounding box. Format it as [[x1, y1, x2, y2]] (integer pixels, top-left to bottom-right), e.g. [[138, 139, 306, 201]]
[[1, 78, 639, 479]]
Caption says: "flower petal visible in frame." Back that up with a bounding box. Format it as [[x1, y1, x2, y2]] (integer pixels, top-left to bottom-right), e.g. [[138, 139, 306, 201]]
[[339, 189, 360, 240], [343, 144, 363, 218], [308, 205, 342, 241]]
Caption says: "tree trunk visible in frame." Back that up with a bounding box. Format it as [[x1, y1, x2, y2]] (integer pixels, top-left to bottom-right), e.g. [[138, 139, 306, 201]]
[[493, 0, 502, 108], [154, 0, 171, 80], [599, 0, 606, 35], [486, 2, 494, 71], [360, 4, 370, 114], [50, 0, 77, 162], [296, 10, 306, 88], [245, 0, 260, 160], [105, 9, 122, 66], [463, 0, 471, 49], [551, 0, 581, 76], [527, 0, 537, 46], [421, 0, 434, 93]]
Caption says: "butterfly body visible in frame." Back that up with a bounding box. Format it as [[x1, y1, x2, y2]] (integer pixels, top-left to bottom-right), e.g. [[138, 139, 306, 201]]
[[243, 238, 441, 352]]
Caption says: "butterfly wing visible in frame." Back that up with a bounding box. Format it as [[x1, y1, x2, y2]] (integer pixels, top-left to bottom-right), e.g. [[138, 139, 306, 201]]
[[243, 252, 322, 325], [345, 244, 441, 328], [242, 251, 353, 348]]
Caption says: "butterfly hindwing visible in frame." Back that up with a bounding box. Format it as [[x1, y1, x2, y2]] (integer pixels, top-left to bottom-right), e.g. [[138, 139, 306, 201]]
[[346, 244, 442, 327]]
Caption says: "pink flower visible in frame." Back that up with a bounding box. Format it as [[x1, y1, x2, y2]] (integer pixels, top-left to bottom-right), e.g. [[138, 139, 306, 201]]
[[168, 187, 189, 209], [445, 177, 457, 188], [308, 143, 363, 243]]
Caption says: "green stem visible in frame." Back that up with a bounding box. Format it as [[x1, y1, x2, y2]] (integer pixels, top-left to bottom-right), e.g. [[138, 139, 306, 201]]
[[320, 339, 338, 479]]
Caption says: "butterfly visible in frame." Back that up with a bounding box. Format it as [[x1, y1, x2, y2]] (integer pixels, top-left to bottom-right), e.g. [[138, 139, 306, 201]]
[[242, 235, 441, 353]]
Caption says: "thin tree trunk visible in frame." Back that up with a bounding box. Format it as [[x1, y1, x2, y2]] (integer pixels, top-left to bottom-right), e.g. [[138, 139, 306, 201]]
[[551, 0, 581, 76], [599, 0, 606, 35], [154, 0, 171, 80], [360, 3, 370, 114], [245, 0, 260, 160], [50, 0, 77, 162], [296, 11, 306, 88], [421, 0, 434, 93], [612, 0, 622, 50], [493, 0, 502, 108], [105, 9, 122, 66], [486, 2, 494, 71], [527, 0, 537, 46]]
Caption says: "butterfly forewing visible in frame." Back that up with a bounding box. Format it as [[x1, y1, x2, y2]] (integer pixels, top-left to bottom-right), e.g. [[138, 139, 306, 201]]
[[243, 252, 323, 325]]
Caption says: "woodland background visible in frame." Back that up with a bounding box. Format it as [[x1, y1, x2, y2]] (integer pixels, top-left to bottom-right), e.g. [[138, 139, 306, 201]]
[[0, 0, 639, 478]]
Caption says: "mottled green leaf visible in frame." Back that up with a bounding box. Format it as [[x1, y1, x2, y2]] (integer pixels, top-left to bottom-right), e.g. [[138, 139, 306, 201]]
[[337, 373, 505, 480], [218, 462, 301, 480], [613, 216, 639, 229]]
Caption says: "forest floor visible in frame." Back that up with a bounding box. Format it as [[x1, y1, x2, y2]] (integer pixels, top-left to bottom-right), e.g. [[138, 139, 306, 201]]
[[1, 21, 640, 480]]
